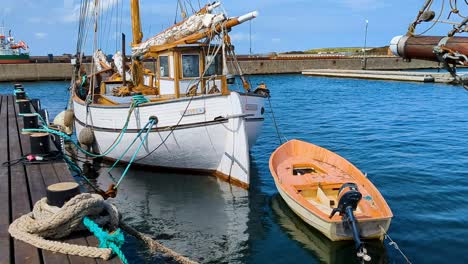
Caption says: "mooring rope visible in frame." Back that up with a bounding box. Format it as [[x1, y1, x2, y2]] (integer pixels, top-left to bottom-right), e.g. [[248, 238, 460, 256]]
[[9, 193, 122, 261], [9, 193, 199, 264], [108, 117, 158, 189], [378, 226, 412, 264]]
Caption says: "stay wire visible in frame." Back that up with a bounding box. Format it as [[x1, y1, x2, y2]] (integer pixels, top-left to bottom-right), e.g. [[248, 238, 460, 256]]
[[135, 36, 224, 162], [267, 97, 285, 145], [379, 226, 412, 264], [416, 0, 446, 36]]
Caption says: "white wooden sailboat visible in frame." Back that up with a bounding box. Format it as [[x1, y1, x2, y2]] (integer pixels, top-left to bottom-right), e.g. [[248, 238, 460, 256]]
[[71, 1, 269, 188]]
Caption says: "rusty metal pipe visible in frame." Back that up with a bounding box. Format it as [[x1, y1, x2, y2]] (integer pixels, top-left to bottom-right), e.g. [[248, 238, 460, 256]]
[[390, 35, 468, 61]]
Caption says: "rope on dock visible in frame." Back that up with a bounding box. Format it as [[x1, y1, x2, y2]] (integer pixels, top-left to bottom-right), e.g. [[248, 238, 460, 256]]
[[378, 225, 412, 264], [8, 193, 119, 260], [8, 192, 199, 264]]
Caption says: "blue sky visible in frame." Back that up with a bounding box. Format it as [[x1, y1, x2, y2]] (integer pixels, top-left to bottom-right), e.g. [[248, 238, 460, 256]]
[[1, 0, 463, 55]]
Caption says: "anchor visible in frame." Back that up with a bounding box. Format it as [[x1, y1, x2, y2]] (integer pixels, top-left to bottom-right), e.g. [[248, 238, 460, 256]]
[[330, 182, 371, 262]]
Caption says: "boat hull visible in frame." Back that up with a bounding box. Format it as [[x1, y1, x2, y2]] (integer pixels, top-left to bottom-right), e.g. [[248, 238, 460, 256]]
[[73, 92, 265, 188], [0, 54, 30, 64], [274, 178, 391, 241], [269, 139, 393, 241]]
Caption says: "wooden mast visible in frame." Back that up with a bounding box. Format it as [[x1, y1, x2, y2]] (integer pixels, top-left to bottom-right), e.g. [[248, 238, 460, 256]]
[[130, 0, 143, 89]]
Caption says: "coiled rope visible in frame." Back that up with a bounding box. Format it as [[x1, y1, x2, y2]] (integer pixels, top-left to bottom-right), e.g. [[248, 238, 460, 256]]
[[8, 193, 123, 261], [9, 193, 198, 264]]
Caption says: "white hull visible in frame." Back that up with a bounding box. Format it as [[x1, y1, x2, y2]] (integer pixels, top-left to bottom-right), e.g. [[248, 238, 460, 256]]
[[274, 179, 391, 241], [73, 92, 265, 187]]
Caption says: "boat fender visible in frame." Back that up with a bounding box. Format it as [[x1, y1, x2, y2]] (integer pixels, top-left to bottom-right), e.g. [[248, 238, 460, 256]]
[[253, 83, 270, 97], [64, 109, 75, 127], [53, 110, 72, 134], [79, 127, 95, 147]]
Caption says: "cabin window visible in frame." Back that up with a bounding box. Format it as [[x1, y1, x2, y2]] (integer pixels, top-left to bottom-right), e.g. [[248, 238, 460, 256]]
[[205, 55, 222, 76], [159, 56, 169, 78], [182, 54, 200, 78]]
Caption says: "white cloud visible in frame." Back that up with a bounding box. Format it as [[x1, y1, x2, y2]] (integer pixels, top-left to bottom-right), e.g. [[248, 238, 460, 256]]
[[60, 0, 120, 23], [35, 32, 47, 39], [271, 38, 281, 43], [229, 32, 256, 42]]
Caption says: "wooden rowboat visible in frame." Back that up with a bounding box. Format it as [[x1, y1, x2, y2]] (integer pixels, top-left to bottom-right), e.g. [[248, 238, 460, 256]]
[[269, 139, 393, 257]]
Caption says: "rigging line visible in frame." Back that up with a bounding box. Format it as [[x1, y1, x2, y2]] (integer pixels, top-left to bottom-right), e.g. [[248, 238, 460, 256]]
[[174, 0, 179, 24], [416, 0, 446, 36], [135, 40, 223, 162], [187, 0, 196, 14], [115, 0, 119, 52], [267, 97, 283, 145], [378, 226, 412, 264], [449, 0, 466, 18], [105, 0, 116, 53], [102, 0, 110, 52]]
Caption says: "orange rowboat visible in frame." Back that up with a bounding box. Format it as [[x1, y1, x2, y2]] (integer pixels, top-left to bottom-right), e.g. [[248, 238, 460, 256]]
[[269, 140, 393, 259]]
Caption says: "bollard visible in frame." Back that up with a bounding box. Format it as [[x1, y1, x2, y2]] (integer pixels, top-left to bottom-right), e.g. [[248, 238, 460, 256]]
[[15, 91, 26, 100], [46, 182, 81, 207], [23, 114, 39, 129], [17, 99, 32, 114], [30, 132, 51, 155]]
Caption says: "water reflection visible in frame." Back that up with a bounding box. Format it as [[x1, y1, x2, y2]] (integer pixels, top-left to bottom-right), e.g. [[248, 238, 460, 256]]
[[80, 161, 251, 263], [270, 195, 389, 264]]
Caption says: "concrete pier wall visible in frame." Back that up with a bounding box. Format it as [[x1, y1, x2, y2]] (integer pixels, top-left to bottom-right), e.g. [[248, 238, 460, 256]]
[[0, 57, 439, 82]]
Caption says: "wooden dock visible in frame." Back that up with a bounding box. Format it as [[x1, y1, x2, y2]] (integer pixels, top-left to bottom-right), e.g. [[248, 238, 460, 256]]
[[302, 69, 456, 83], [0, 94, 120, 264]]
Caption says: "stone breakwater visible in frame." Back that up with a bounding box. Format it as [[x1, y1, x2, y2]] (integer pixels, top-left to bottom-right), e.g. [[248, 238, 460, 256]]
[[0, 56, 439, 82]]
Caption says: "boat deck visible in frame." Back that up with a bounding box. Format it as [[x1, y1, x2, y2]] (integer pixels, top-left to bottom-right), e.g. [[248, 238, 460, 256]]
[[0, 94, 121, 264]]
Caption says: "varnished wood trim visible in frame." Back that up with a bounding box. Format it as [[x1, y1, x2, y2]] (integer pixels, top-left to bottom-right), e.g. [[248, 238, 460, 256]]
[[173, 52, 181, 98]]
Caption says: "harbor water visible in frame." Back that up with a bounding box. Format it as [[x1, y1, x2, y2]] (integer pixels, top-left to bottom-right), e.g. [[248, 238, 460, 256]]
[[1, 75, 467, 263]]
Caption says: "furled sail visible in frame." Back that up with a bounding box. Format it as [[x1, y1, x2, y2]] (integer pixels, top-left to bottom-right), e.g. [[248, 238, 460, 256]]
[[132, 13, 226, 57], [112, 51, 132, 81], [93, 49, 111, 71]]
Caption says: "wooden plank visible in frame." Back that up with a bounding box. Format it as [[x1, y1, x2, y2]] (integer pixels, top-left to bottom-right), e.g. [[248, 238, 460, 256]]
[[16, 109, 72, 264], [7, 95, 42, 264], [53, 164, 121, 264], [53, 163, 107, 264], [0, 95, 11, 264], [39, 164, 95, 264]]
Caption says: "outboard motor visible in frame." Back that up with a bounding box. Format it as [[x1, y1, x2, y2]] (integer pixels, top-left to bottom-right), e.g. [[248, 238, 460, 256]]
[[330, 183, 371, 262]]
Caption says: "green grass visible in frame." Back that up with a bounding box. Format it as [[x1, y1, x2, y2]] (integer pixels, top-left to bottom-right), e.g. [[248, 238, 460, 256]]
[[304, 47, 364, 54]]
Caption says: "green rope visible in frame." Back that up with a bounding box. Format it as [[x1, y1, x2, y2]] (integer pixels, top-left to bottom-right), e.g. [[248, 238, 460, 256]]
[[107, 118, 155, 173], [18, 112, 47, 126], [22, 127, 120, 158], [82, 217, 128, 264], [131, 94, 150, 105], [113, 117, 157, 189]]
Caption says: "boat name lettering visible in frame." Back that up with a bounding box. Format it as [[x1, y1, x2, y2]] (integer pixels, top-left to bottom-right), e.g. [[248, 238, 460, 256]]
[[181, 107, 205, 116], [245, 104, 258, 111]]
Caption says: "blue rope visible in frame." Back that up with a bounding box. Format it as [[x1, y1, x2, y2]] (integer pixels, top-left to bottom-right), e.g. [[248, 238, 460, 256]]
[[113, 118, 156, 189], [107, 118, 155, 173], [82, 217, 128, 264], [131, 94, 150, 105], [18, 112, 47, 126]]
